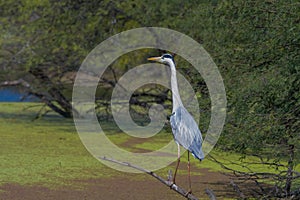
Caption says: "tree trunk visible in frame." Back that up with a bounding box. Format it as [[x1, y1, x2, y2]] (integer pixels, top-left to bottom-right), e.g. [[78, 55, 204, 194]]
[[29, 67, 76, 118], [285, 144, 294, 197]]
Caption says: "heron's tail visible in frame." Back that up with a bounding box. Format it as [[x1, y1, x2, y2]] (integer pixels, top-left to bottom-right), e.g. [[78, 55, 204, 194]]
[[191, 149, 204, 161]]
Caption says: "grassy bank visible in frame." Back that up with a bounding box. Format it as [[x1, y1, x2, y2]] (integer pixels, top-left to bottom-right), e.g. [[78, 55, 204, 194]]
[[0, 103, 299, 190], [0, 103, 114, 188]]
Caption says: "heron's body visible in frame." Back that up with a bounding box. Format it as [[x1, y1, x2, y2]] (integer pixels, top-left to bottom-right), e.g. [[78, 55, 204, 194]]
[[148, 53, 204, 193], [170, 106, 204, 161]]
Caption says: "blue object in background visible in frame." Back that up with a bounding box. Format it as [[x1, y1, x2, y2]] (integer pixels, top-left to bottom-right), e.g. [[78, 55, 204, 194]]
[[0, 87, 39, 102]]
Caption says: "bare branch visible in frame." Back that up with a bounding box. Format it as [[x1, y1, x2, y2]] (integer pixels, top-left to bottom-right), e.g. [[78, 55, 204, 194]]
[[230, 180, 246, 199], [100, 156, 203, 200], [208, 154, 300, 198], [205, 189, 217, 200], [0, 79, 30, 88]]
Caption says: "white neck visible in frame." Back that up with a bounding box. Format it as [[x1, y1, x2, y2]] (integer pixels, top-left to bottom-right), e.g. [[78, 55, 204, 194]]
[[169, 61, 183, 112]]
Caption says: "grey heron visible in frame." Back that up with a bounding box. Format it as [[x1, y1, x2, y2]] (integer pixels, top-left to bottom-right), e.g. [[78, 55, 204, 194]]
[[148, 54, 204, 194]]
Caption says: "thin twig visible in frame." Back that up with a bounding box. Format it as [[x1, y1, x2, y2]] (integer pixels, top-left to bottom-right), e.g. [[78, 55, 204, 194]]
[[100, 156, 200, 200], [205, 189, 217, 200], [230, 180, 246, 199]]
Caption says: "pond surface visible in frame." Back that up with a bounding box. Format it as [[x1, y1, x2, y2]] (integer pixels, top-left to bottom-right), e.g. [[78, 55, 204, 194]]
[[0, 87, 39, 102]]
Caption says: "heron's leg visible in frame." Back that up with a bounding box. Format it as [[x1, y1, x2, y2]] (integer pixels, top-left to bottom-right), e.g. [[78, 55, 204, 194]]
[[187, 151, 192, 194], [172, 144, 180, 184]]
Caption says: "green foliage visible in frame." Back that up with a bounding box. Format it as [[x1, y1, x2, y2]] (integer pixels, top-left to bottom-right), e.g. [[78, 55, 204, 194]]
[[211, 0, 300, 156]]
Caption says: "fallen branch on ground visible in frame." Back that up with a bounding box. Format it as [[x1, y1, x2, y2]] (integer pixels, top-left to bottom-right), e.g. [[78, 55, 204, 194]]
[[230, 180, 246, 199], [205, 189, 217, 200], [101, 156, 214, 200]]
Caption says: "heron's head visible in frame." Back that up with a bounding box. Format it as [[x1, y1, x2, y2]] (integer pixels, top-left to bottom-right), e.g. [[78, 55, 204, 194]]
[[147, 53, 175, 66]]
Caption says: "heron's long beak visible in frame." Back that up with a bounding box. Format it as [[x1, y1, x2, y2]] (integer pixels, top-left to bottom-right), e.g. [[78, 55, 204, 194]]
[[147, 56, 161, 62]]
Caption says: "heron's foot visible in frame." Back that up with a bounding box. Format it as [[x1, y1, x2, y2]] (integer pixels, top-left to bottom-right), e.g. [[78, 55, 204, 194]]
[[185, 189, 192, 197], [170, 181, 176, 189], [170, 178, 178, 187]]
